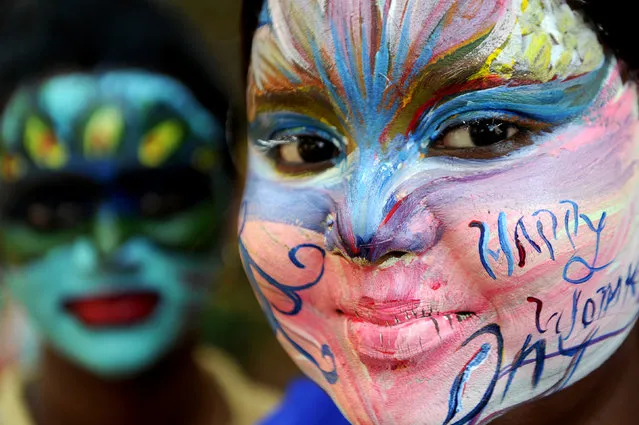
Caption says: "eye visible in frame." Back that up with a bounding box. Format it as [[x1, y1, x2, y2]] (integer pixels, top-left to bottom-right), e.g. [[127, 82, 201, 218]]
[[435, 118, 520, 149], [24, 201, 89, 232], [117, 166, 212, 220], [2, 176, 99, 232], [139, 191, 187, 219], [271, 133, 341, 173]]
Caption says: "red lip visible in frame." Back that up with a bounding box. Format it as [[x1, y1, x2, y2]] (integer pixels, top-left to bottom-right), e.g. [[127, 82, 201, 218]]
[[64, 291, 160, 328], [342, 296, 480, 362], [343, 296, 475, 327]]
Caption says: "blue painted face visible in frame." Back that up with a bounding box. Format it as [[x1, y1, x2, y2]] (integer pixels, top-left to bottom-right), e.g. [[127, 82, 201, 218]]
[[0, 71, 229, 377]]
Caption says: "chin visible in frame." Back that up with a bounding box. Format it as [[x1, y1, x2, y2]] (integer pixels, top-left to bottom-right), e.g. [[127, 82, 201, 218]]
[[50, 315, 183, 378]]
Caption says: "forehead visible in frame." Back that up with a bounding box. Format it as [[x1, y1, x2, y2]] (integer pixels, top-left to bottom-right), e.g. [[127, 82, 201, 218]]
[[250, 0, 605, 138]]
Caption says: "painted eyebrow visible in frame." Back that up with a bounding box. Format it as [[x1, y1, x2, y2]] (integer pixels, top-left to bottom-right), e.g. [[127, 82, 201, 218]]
[[404, 76, 513, 135], [251, 88, 345, 134]]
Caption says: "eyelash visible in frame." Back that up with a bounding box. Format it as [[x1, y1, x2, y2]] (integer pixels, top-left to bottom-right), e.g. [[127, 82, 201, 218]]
[[428, 112, 531, 141], [255, 129, 343, 153]]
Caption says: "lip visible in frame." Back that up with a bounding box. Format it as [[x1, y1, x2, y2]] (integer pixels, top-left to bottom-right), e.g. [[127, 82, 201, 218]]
[[64, 290, 161, 329], [343, 298, 479, 363]]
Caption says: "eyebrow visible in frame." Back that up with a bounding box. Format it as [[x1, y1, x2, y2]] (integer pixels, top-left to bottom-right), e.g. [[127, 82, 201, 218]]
[[251, 87, 347, 135], [404, 75, 518, 135]]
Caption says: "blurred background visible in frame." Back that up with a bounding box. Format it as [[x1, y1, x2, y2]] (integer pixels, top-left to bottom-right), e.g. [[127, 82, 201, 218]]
[[164, 0, 301, 389], [0, 0, 301, 390]]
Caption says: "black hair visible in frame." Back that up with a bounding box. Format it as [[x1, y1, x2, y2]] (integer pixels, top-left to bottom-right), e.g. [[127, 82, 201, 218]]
[[241, 0, 264, 84], [241, 0, 639, 74], [0, 0, 228, 122]]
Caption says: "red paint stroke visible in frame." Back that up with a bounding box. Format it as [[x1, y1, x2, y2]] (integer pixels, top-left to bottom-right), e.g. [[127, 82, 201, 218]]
[[515, 234, 526, 268], [381, 195, 408, 226], [405, 75, 545, 136]]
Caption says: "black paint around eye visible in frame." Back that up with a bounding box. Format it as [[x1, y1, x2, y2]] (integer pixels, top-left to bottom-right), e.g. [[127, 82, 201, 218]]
[[468, 119, 513, 147], [294, 135, 339, 164]]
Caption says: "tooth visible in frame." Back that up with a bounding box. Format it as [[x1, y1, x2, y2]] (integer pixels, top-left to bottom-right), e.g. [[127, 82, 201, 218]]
[[380, 333, 383, 344], [455, 312, 475, 322], [395, 317, 400, 324], [413, 310, 418, 318], [445, 315, 452, 326]]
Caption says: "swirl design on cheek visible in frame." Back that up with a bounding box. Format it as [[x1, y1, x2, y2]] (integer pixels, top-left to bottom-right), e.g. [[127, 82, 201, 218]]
[[238, 203, 338, 384]]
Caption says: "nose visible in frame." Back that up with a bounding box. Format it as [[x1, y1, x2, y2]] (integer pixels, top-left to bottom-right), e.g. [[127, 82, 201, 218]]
[[71, 205, 139, 274], [93, 206, 123, 257], [326, 162, 441, 264]]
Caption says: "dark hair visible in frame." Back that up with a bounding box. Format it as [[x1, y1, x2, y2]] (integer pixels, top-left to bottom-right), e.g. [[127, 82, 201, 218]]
[[241, 0, 639, 73], [241, 0, 264, 83], [0, 0, 228, 122], [567, 1, 639, 72]]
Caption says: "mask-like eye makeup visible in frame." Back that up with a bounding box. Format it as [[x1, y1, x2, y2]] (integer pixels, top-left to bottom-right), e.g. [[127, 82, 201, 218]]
[[116, 166, 213, 220], [1, 174, 100, 232]]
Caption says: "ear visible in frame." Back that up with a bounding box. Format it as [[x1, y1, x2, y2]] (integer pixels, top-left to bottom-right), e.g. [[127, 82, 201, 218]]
[[139, 120, 185, 167], [23, 115, 68, 169], [83, 106, 125, 158]]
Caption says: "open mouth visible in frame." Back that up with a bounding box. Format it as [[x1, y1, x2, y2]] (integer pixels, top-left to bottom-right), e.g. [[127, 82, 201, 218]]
[[341, 298, 479, 363], [64, 290, 161, 329]]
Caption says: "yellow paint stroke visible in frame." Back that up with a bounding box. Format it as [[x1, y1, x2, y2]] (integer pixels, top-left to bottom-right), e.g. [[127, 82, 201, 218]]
[[83, 106, 124, 158], [24, 116, 68, 169], [139, 120, 184, 168], [470, 35, 513, 80], [524, 32, 552, 80]]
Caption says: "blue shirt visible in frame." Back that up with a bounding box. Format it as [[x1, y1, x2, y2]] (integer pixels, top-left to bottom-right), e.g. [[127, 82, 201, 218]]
[[259, 377, 350, 424]]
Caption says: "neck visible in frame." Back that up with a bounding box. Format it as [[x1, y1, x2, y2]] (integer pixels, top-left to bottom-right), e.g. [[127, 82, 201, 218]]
[[29, 338, 225, 425], [495, 324, 639, 425]]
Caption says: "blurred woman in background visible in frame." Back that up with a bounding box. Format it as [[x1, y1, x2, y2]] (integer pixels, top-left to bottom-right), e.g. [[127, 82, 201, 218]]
[[0, 1, 278, 424]]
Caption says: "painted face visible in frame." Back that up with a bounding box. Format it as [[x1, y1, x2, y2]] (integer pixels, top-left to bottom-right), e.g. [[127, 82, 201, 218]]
[[0, 71, 229, 377], [242, 1, 639, 424]]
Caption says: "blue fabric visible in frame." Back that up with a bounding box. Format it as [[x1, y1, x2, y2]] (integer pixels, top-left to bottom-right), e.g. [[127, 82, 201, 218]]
[[260, 377, 350, 425]]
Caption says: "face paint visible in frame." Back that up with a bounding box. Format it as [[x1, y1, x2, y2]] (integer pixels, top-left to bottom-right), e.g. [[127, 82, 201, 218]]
[[0, 71, 229, 377], [242, 1, 639, 424]]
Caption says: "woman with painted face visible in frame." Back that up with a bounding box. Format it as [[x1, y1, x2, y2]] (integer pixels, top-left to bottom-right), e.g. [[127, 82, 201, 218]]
[[241, 0, 639, 424], [0, 1, 279, 424]]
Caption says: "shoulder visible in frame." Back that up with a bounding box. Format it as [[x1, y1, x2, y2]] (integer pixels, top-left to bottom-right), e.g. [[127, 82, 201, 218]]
[[195, 346, 281, 425], [0, 364, 33, 425]]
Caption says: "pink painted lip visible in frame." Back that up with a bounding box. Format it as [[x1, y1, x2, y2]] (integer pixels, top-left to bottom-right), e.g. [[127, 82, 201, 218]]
[[342, 297, 480, 362]]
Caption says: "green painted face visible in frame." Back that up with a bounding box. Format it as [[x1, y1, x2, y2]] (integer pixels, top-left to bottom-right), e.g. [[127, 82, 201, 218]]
[[0, 71, 230, 377]]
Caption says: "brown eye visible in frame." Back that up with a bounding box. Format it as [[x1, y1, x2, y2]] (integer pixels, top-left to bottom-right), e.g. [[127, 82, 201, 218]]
[[437, 118, 519, 149], [140, 192, 186, 219], [25, 202, 86, 231], [274, 134, 341, 173], [26, 203, 54, 230]]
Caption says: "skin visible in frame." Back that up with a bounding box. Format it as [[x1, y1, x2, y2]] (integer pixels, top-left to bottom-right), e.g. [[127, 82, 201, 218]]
[[242, 0, 639, 424], [0, 71, 230, 425]]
